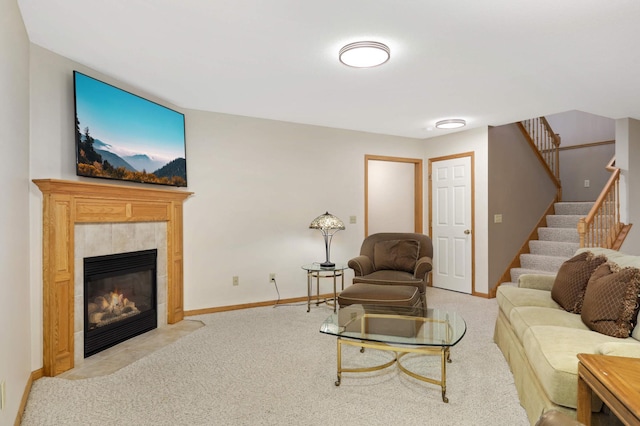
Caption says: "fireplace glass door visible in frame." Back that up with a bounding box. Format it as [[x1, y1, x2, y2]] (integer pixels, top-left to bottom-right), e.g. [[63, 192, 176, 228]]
[[84, 249, 157, 357]]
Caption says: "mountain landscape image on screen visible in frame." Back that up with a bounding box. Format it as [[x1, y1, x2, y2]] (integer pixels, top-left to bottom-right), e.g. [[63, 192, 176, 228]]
[[75, 118, 187, 187]]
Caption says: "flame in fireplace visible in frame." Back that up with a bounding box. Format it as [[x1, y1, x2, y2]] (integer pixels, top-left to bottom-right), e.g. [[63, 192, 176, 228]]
[[109, 290, 124, 310], [88, 288, 139, 328]]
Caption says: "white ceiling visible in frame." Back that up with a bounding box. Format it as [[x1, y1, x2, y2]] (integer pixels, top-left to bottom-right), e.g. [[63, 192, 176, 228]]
[[17, 0, 640, 139]]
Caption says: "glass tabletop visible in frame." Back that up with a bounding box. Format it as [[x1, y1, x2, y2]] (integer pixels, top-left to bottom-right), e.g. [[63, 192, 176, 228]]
[[319, 304, 466, 347], [302, 263, 348, 272]]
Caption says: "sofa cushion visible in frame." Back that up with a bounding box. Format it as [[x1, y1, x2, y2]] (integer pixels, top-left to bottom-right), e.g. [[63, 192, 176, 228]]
[[597, 341, 640, 357], [497, 285, 561, 319], [550, 251, 606, 313], [373, 239, 420, 273], [509, 307, 588, 345], [581, 263, 640, 338], [522, 325, 627, 408]]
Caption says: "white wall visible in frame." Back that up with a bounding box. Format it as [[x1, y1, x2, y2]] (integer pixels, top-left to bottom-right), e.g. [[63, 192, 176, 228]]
[[0, 0, 31, 422], [423, 127, 489, 295], [27, 45, 426, 369], [183, 110, 425, 309]]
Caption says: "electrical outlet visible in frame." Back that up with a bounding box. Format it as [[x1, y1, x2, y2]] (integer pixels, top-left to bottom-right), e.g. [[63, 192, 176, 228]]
[[584, 179, 590, 188], [349, 215, 357, 224], [494, 214, 503, 224], [232, 276, 239, 286], [269, 273, 276, 282], [1, 380, 5, 411]]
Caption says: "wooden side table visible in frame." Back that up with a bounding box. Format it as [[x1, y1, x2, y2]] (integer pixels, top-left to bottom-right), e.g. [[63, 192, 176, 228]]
[[577, 353, 640, 425]]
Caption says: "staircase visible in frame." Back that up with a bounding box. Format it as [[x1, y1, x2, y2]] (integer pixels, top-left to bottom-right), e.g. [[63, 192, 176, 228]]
[[505, 201, 593, 285]]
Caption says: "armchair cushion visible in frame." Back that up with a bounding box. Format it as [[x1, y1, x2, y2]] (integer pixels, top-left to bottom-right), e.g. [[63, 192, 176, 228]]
[[373, 239, 420, 273]]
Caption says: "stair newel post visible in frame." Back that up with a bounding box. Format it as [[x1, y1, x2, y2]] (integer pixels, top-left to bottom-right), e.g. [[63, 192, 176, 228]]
[[577, 217, 587, 248]]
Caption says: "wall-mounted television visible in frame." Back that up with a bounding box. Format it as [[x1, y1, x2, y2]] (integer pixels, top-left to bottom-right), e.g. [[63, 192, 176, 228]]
[[73, 71, 187, 187]]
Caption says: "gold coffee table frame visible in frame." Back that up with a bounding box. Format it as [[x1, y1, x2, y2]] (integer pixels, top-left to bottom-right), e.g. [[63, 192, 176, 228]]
[[321, 307, 465, 403]]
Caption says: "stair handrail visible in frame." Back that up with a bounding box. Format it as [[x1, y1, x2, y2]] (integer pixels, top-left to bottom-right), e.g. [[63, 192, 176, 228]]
[[577, 158, 625, 248], [517, 117, 562, 200]]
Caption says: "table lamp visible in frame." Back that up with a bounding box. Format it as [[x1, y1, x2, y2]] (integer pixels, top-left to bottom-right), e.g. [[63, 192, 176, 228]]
[[309, 211, 345, 268]]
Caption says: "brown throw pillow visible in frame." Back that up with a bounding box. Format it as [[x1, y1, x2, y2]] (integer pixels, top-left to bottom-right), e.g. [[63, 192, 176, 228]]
[[581, 263, 640, 338], [551, 251, 607, 313], [373, 239, 420, 273]]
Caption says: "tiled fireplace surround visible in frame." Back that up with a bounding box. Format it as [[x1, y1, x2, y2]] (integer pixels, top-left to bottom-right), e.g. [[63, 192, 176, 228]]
[[34, 179, 192, 376], [73, 221, 168, 365]]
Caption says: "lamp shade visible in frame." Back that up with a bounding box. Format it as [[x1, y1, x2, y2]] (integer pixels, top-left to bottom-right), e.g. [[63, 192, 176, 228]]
[[309, 212, 345, 230]]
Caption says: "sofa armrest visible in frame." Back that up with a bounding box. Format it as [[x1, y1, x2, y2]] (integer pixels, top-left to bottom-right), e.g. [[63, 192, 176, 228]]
[[518, 274, 555, 291], [414, 256, 433, 281], [348, 255, 374, 277], [596, 341, 640, 358]]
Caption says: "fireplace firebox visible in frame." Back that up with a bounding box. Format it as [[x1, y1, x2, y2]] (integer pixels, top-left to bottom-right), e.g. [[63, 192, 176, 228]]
[[84, 249, 157, 357]]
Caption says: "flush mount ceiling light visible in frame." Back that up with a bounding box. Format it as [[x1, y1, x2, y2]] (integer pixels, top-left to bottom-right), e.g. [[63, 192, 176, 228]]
[[435, 119, 466, 129], [339, 41, 390, 68]]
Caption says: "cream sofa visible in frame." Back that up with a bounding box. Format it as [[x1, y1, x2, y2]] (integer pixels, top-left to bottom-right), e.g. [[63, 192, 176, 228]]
[[494, 247, 640, 424]]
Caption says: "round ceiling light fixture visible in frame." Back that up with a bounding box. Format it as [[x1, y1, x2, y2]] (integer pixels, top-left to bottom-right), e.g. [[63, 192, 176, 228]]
[[435, 119, 466, 129], [339, 41, 390, 68]]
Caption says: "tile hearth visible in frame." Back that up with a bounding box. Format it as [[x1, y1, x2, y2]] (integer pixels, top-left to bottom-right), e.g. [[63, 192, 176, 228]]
[[58, 320, 203, 380]]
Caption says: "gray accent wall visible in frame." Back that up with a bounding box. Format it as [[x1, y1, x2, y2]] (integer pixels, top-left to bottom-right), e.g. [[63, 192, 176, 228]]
[[546, 110, 616, 202], [488, 124, 558, 291], [559, 144, 615, 201]]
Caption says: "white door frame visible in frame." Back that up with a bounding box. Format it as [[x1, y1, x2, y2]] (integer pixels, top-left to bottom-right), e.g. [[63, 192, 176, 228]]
[[365, 155, 423, 237], [428, 152, 476, 295]]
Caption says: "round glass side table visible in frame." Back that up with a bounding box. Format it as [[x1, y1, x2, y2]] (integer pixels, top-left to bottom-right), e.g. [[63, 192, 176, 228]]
[[301, 263, 348, 312]]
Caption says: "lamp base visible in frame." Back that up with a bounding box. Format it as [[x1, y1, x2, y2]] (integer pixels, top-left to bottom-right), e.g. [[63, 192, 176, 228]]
[[320, 261, 335, 268]]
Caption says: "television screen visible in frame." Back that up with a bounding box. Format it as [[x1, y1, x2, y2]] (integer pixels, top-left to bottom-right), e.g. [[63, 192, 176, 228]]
[[73, 71, 187, 187]]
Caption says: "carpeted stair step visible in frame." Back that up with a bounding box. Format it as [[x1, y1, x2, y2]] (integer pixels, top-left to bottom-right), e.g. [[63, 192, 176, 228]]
[[537, 227, 579, 243], [501, 201, 595, 288], [546, 214, 583, 228], [528, 240, 579, 257], [554, 202, 593, 216], [510, 267, 556, 284], [519, 253, 569, 273]]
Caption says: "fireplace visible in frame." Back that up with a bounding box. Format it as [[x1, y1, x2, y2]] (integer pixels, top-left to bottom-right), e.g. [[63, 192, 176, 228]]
[[84, 249, 158, 357]]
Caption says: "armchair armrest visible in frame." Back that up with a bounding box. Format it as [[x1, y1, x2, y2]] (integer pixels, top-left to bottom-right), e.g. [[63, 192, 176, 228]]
[[348, 255, 374, 277], [518, 274, 555, 291], [414, 256, 433, 281]]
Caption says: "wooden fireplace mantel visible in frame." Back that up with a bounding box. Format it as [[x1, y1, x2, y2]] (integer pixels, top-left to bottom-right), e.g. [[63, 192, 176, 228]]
[[33, 179, 193, 376]]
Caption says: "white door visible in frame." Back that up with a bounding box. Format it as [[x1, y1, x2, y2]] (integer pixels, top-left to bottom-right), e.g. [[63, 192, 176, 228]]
[[430, 155, 473, 294]]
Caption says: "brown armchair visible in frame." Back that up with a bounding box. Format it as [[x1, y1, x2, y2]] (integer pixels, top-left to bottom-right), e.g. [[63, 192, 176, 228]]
[[347, 232, 433, 309]]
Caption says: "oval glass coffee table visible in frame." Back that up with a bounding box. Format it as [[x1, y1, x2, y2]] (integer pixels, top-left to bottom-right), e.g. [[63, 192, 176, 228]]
[[319, 304, 466, 402]]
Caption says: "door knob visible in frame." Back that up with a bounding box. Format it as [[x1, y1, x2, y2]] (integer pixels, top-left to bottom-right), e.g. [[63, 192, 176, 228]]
[[464, 229, 471, 235]]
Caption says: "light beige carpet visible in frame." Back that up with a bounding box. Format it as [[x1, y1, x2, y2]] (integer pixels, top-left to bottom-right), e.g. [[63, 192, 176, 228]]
[[22, 287, 528, 425]]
